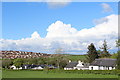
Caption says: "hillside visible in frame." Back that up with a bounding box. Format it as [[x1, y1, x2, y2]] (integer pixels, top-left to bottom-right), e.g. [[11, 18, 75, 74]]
[[67, 55, 86, 61], [1, 50, 51, 59], [1, 50, 87, 61]]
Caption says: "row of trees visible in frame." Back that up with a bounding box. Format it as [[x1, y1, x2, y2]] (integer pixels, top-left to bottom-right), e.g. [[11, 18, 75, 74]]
[[2, 54, 68, 69], [86, 40, 111, 63]]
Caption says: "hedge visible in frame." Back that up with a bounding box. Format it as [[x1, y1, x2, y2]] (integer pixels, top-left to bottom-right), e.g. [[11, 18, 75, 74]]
[[48, 69, 120, 75], [3, 69, 120, 75]]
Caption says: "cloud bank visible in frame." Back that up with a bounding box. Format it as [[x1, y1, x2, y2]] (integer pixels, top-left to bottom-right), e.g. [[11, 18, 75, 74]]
[[1, 14, 118, 54]]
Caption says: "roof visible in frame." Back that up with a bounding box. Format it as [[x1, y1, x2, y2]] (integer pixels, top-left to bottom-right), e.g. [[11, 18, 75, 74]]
[[90, 58, 117, 67], [83, 63, 90, 68], [65, 62, 78, 68]]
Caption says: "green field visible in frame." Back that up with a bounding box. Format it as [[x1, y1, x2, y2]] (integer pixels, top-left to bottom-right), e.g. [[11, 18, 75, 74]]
[[2, 70, 118, 78], [67, 55, 86, 61]]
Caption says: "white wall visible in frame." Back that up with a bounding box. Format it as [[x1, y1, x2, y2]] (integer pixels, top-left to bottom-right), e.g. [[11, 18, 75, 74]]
[[89, 66, 99, 70], [89, 66, 116, 70], [10, 65, 22, 70], [76, 61, 84, 67], [76, 61, 85, 70], [32, 66, 43, 70], [64, 68, 74, 70]]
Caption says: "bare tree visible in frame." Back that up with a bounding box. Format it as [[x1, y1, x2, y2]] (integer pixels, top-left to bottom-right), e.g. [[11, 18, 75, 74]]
[[54, 48, 67, 70], [99, 40, 111, 57]]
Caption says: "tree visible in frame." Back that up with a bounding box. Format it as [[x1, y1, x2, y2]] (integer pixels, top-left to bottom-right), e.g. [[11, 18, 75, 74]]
[[86, 43, 99, 63], [59, 58, 68, 68], [2, 59, 13, 69], [55, 48, 64, 54], [37, 57, 46, 65], [29, 58, 38, 65], [13, 58, 23, 68], [100, 40, 111, 57], [23, 58, 38, 65], [52, 54, 68, 69], [116, 39, 120, 48], [116, 51, 120, 69], [116, 39, 120, 69], [97, 49, 102, 57], [54, 48, 68, 69]]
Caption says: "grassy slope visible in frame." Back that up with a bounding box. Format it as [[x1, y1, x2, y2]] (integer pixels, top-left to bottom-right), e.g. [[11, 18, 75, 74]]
[[67, 53, 117, 61], [2, 70, 118, 78], [67, 55, 86, 61]]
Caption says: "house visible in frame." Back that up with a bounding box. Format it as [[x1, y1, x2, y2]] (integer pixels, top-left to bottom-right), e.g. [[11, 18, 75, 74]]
[[64, 60, 89, 70], [22, 64, 44, 70], [47, 65, 57, 69], [76, 61, 90, 70], [89, 58, 116, 70], [10, 64, 57, 70], [10, 65, 22, 70], [31, 65, 44, 70], [10, 64, 44, 70]]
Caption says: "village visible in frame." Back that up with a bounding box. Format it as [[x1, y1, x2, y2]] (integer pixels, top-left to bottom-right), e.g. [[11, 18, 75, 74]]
[[1, 50, 117, 71], [1, 1, 120, 79]]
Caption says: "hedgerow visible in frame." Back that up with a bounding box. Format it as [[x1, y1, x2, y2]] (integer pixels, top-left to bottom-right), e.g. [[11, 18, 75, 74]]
[[48, 69, 120, 75]]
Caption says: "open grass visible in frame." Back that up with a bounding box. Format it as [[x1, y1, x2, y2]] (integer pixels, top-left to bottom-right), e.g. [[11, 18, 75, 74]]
[[2, 70, 118, 78], [67, 55, 86, 61]]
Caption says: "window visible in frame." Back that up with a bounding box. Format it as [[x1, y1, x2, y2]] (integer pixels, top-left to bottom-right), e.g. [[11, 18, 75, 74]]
[[91, 67, 93, 70], [112, 67, 114, 69], [98, 66, 100, 70]]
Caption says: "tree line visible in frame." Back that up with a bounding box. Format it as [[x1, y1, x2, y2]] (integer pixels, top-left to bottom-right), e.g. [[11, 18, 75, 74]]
[[2, 54, 68, 69]]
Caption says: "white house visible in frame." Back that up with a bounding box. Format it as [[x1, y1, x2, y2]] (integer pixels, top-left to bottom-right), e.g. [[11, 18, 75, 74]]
[[10, 65, 23, 70], [89, 58, 116, 70], [75, 61, 90, 70], [64, 60, 89, 70], [32, 66, 43, 70]]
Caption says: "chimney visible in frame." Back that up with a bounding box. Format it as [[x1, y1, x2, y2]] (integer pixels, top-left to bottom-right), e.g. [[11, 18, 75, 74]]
[[69, 60, 71, 63], [78, 60, 82, 64]]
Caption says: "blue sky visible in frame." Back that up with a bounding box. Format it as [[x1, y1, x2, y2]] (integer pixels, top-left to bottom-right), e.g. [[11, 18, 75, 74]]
[[2, 2, 117, 39], [1, 2, 118, 54]]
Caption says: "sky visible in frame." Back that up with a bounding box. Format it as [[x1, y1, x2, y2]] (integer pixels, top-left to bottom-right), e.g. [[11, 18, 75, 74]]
[[1, 2, 119, 54]]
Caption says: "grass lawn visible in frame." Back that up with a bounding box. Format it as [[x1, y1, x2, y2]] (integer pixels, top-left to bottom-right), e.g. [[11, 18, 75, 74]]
[[2, 70, 118, 78]]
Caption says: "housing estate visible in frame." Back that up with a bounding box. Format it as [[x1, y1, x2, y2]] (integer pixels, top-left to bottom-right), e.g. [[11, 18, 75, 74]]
[[1, 50, 51, 59]]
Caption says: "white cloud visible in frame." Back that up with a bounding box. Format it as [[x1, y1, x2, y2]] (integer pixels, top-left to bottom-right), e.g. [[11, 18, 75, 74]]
[[2, 0, 71, 8], [101, 3, 113, 13], [46, 21, 77, 38], [25, 0, 71, 8], [46, 0, 71, 8], [1, 14, 118, 54], [31, 31, 41, 39]]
